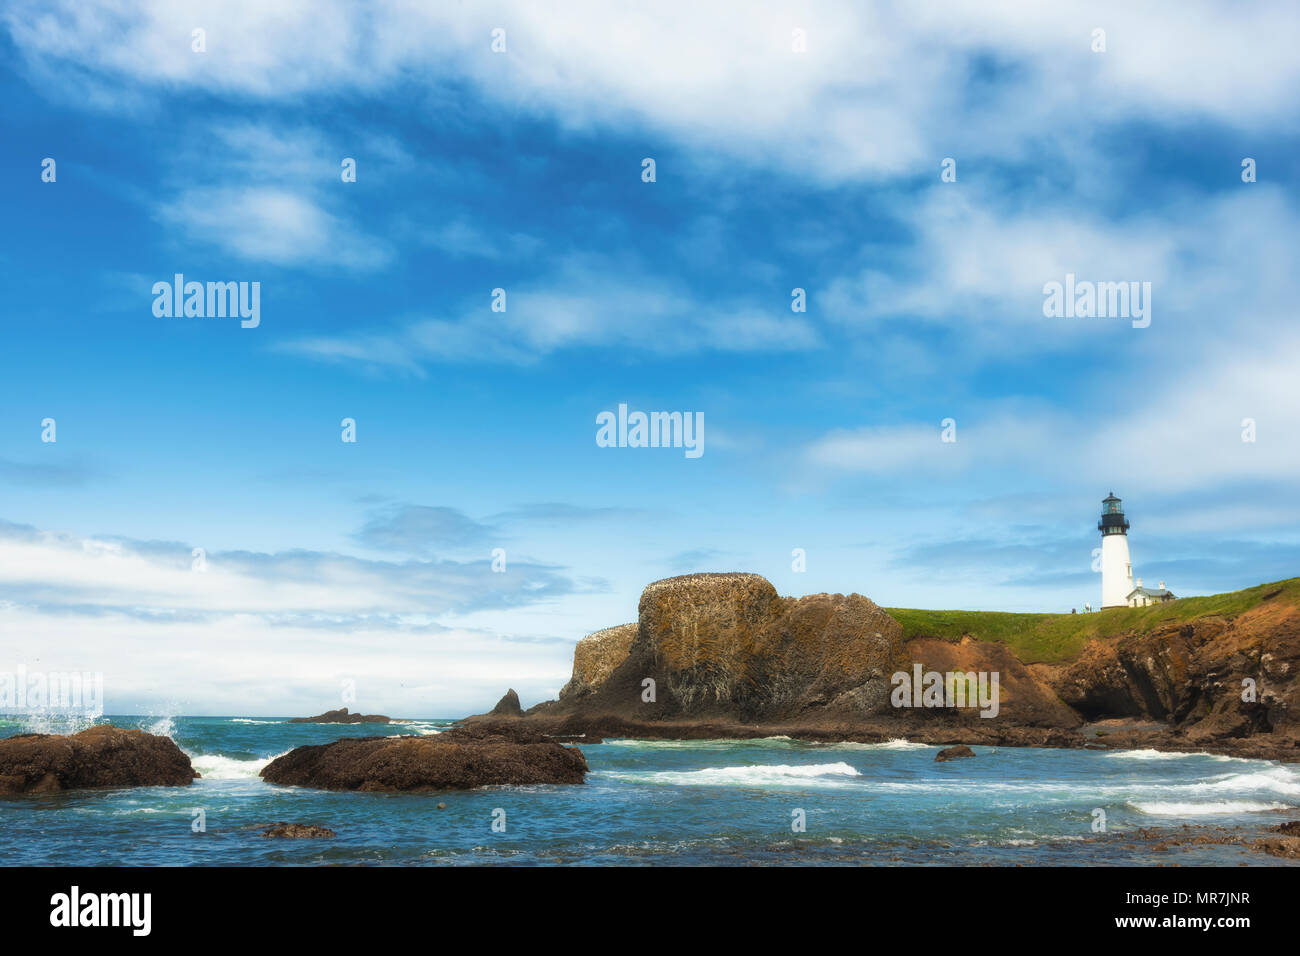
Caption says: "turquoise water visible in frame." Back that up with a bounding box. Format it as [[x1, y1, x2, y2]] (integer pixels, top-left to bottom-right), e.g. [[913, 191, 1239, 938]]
[[2, 716, 1298, 865]]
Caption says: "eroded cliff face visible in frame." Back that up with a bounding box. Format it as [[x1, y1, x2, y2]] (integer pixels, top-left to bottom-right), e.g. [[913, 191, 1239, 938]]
[[1047, 598, 1300, 744], [544, 573, 906, 722]]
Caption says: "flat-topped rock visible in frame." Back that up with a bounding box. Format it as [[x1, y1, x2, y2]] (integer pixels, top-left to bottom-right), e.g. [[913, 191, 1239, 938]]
[[260, 726, 587, 792], [289, 707, 391, 724], [0, 725, 197, 795]]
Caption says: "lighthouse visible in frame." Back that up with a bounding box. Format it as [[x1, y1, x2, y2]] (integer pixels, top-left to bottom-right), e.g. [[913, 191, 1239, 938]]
[[1098, 492, 1134, 608]]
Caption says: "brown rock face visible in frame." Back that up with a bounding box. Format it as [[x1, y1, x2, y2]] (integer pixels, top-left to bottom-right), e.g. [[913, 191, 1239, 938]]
[[259, 726, 588, 792], [560, 624, 638, 700], [542, 573, 908, 723], [904, 637, 1081, 729], [0, 725, 196, 795], [289, 707, 391, 724], [1047, 599, 1300, 747]]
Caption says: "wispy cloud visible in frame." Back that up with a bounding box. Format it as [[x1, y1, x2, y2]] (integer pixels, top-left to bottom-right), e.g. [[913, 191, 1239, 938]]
[[277, 254, 822, 369], [7, 2, 1297, 181]]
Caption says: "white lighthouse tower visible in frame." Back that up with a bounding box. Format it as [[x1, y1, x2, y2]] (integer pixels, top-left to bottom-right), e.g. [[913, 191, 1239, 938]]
[[1099, 492, 1134, 608]]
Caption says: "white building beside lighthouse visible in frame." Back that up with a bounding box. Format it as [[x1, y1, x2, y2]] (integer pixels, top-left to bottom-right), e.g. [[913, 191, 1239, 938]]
[[1098, 493, 1176, 608]]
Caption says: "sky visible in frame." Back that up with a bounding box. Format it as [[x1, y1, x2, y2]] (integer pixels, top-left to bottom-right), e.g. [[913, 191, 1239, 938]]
[[1, 1, 1298, 717]]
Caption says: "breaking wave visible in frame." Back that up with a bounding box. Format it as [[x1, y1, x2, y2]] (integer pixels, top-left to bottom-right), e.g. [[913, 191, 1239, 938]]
[[1130, 800, 1290, 816], [602, 762, 863, 788]]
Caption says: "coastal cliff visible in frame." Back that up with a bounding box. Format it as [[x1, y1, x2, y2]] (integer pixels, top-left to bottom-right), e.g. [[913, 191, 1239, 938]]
[[468, 573, 1300, 761]]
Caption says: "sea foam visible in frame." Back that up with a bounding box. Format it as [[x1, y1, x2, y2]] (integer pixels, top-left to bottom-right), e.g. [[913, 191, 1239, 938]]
[[1130, 800, 1290, 816], [603, 762, 863, 788], [188, 751, 287, 780]]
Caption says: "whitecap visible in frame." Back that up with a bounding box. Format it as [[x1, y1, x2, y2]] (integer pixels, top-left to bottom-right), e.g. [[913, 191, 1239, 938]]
[[1129, 800, 1290, 815], [601, 762, 862, 788], [188, 750, 288, 780]]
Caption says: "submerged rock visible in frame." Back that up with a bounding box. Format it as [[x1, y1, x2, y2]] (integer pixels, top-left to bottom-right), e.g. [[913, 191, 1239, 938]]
[[260, 727, 588, 792], [0, 725, 197, 795], [260, 822, 335, 839], [935, 745, 976, 762], [289, 707, 391, 724]]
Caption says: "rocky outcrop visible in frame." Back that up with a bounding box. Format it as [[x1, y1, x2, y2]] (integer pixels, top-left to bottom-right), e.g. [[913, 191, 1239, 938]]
[[560, 624, 638, 700], [489, 688, 524, 717], [0, 725, 196, 795], [1045, 597, 1300, 751], [539, 573, 909, 724], [260, 725, 588, 792], [290, 707, 391, 724], [469, 573, 1300, 762], [260, 823, 335, 839]]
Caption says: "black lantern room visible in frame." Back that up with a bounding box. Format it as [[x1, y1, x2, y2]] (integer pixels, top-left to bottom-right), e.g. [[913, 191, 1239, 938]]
[[1098, 492, 1130, 536]]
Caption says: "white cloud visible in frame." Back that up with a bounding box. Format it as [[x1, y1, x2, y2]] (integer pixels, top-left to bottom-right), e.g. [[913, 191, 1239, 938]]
[[6, 1, 1297, 182], [0, 520, 587, 715], [157, 185, 390, 269], [805, 331, 1300, 496]]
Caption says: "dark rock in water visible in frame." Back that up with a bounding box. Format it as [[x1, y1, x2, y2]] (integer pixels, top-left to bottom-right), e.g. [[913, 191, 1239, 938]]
[[1271, 820, 1300, 836], [489, 688, 524, 717], [289, 707, 391, 724], [259, 726, 587, 792], [935, 745, 975, 762], [260, 822, 335, 839], [0, 725, 197, 795]]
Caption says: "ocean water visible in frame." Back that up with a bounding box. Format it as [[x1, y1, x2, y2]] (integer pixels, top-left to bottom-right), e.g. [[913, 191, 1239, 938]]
[[2, 715, 1298, 866]]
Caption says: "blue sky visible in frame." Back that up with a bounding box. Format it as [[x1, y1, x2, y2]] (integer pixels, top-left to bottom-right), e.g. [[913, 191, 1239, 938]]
[[2, 1, 1299, 716]]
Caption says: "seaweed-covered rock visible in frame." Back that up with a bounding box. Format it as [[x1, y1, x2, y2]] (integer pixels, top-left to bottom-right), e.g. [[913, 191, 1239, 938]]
[[260, 727, 587, 792], [0, 725, 196, 795], [260, 822, 335, 839]]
